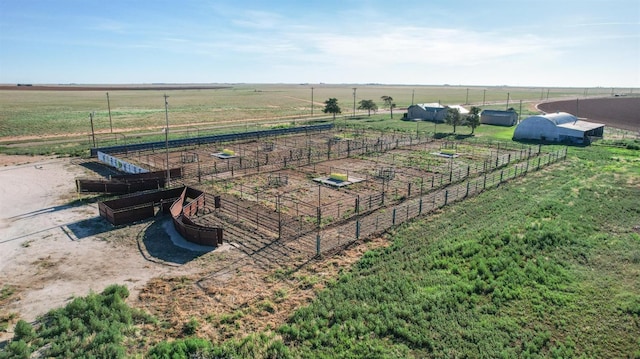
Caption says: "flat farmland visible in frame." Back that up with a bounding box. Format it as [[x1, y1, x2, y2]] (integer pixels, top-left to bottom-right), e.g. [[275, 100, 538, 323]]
[[0, 84, 608, 140]]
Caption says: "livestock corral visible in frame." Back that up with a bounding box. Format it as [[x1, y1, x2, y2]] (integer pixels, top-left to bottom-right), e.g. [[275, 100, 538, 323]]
[[96, 124, 566, 263]]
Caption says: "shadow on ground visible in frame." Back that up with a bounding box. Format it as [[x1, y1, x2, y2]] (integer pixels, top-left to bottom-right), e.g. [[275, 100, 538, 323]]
[[142, 216, 214, 265], [65, 216, 118, 240], [76, 159, 126, 178]]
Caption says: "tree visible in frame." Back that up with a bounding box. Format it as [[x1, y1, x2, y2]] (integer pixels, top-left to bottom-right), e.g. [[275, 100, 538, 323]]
[[381, 96, 396, 119], [323, 98, 341, 121], [445, 107, 463, 133], [466, 106, 481, 134], [358, 99, 378, 116]]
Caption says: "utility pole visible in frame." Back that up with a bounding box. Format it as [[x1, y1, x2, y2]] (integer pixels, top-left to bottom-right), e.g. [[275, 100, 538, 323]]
[[89, 111, 96, 148], [106, 92, 113, 133], [483, 89, 486, 106], [506, 92, 510, 110], [311, 87, 314, 117], [465, 88, 469, 105], [518, 100, 523, 124], [352, 87, 357, 119], [164, 94, 170, 187], [411, 89, 415, 106]]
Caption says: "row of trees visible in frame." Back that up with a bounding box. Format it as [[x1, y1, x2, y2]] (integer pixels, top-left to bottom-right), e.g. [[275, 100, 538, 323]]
[[322, 96, 397, 120]]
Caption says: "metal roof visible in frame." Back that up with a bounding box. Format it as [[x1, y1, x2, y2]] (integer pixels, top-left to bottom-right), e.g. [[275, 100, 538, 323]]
[[556, 120, 604, 132]]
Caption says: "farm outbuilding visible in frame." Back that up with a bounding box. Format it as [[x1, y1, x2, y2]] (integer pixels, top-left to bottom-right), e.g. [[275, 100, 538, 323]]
[[406, 103, 448, 122], [481, 109, 518, 126], [513, 112, 604, 144]]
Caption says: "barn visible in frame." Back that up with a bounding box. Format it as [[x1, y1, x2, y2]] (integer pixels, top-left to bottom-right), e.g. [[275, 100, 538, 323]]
[[513, 112, 604, 144], [481, 109, 518, 126], [406, 103, 448, 122]]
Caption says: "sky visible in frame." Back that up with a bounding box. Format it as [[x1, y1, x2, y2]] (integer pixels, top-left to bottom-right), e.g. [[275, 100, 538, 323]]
[[1, 0, 639, 88]]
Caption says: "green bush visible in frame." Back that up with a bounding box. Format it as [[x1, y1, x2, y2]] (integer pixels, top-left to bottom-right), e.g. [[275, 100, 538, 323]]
[[183, 317, 199, 335], [0, 340, 31, 359], [11, 284, 154, 358], [147, 338, 213, 359], [13, 320, 34, 342]]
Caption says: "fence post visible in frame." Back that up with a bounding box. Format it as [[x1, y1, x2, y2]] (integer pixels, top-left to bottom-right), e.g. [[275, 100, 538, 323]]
[[316, 233, 321, 256], [419, 198, 423, 215], [537, 157, 541, 170], [407, 182, 412, 197], [356, 220, 360, 240], [444, 190, 448, 206], [392, 208, 396, 226], [278, 196, 282, 239], [466, 181, 470, 197]]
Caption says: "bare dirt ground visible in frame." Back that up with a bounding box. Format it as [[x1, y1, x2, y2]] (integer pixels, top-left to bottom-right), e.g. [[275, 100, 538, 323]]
[[0, 155, 204, 341], [0, 153, 389, 347]]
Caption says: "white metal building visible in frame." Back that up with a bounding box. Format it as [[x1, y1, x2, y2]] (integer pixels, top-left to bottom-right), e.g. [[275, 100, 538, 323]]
[[513, 112, 604, 144], [481, 109, 518, 126], [406, 103, 448, 122], [406, 103, 468, 122]]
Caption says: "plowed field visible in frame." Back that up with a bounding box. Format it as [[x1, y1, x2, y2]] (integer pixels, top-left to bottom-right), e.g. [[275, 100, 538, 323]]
[[538, 97, 639, 132]]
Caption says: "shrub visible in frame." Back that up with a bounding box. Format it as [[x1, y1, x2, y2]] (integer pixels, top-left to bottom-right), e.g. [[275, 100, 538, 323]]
[[147, 337, 213, 359], [0, 340, 31, 359], [183, 317, 199, 335], [13, 320, 34, 342]]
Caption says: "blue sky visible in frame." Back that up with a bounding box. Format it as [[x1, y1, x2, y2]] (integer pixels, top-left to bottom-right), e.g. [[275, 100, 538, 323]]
[[1, 0, 639, 87]]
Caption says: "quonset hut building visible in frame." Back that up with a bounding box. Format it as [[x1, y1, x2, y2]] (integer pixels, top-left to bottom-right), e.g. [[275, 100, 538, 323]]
[[513, 112, 604, 144], [480, 109, 518, 126]]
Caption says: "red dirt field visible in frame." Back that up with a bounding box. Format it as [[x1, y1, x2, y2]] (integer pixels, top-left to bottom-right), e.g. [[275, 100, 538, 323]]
[[537, 97, 640, 132]]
